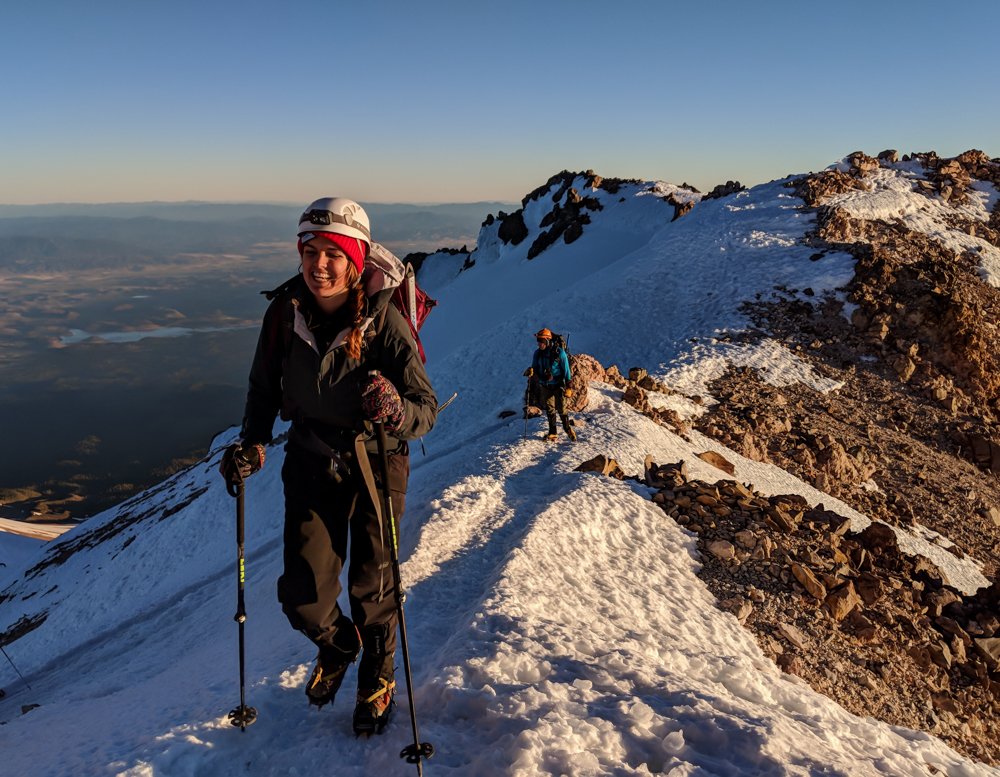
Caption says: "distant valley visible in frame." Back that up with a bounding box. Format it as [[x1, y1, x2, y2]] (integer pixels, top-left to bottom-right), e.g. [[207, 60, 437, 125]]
[[0, 200, 510, 521]]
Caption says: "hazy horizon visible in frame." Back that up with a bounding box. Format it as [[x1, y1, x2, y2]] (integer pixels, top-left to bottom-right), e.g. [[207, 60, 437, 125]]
[[0, 198, 520, 209]]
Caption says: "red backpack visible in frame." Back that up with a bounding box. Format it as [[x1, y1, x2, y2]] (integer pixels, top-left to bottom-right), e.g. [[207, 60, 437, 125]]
[[390, 261, 436, 363], [367, 243, 436, 363]]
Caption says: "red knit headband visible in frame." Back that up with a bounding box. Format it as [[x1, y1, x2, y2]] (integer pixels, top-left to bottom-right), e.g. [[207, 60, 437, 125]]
[[297, 232, 367, 275]]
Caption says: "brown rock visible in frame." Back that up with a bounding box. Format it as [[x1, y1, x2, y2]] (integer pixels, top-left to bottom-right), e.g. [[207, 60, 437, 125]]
[[623, 385, 650, 413], [929, 641, 953, 670], [604, 365, 627, 388], [574, 455, 625, 479], [974, 637, 1000, 670], [909, 644, 932, 670], [644, 455, 666, 488], [791, 563, 827, 600], [825, 582, 863, 621], [854, 523, 898, 555], [765, 506, 798, 533], [720, 597, 753, 623], [708, 540, 736, 561], [696, 450, 736, 476], [846, 609, 878, 641], [856, 572, 884, 606], [777, 622, 808, 649], [565, 353, 604, 412], [827, 514, 852, 536], [925, 590, 962, 618]]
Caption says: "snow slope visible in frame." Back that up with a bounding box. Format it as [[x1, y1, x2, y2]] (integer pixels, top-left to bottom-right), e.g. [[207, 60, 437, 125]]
[[0, 168, 996, 776], [0, 530, 45, 589]]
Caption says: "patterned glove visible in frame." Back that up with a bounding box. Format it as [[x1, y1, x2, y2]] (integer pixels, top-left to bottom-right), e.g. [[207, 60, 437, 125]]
[[523, 367, 533, 377], [362, 374, 405, 433], [219, 442, 265, 485], [564, 387, 573, 398]]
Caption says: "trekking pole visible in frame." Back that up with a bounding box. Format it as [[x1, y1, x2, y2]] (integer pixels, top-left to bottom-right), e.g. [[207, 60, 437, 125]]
[[226, 477, 257, 731], [372, 415, 434, 775], [523, 379, 530, 440], [0, 645, 30, 691]]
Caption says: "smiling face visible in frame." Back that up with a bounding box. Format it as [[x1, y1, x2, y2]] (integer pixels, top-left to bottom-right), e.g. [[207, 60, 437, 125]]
[[301, 237, 354, 304]]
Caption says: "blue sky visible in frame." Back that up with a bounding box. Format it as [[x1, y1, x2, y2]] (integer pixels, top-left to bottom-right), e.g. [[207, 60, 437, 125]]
[[2, 0, 997, 205]]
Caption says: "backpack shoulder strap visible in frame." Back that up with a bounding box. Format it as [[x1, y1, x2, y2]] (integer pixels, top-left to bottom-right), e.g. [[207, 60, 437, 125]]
[[261, 274, 302, 301], [360, 300, 392, 359]]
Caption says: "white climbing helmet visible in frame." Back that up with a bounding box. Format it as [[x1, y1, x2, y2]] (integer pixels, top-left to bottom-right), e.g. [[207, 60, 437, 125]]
[[297, 197, 372, 246]]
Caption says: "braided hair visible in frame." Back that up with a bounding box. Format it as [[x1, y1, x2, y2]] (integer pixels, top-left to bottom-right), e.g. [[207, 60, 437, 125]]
[[345, 265, 366, 360]]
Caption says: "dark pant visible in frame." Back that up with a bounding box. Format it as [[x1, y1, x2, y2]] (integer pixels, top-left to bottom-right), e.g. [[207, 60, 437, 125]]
[[277, 444, 409, 661], [539, 383, 571, 435]]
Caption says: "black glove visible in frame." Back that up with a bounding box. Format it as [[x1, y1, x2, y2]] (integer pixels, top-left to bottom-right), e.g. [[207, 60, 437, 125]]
[[361, 373, 405, 433], [219, 442, 265, 486]]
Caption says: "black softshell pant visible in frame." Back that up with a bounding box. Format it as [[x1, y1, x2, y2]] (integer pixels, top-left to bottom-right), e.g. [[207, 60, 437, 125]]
[[277, 443, 408, 662], [539, 383, 572, 436]]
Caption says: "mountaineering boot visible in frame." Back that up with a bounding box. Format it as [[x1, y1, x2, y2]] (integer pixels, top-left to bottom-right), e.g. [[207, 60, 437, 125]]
[[545, 433, 559, 442], [562, 415, 576, 441], [305, 616, 362, 708], [353, 624, 396, 736]]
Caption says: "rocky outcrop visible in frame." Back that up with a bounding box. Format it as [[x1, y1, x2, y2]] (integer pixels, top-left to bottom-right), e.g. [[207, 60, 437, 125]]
[[641, 458, 1000, 765], [823, 210, 1000, 410], [496, 209, 529, 246], [703, 180, 746, 200], [966, 432, 1000, 476], [527, 189, 603, 260], [902, 149, 1000, 209], [615, 366, 689, 437], [784, 150, 1000, 411], [566, 353, 604, 413], [490, 170, 642, 259], [403, 246, 469, 276], [665, 192, 696, 221]]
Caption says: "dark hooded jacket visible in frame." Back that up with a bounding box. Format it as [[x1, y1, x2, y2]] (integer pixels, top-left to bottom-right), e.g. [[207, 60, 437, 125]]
[[240, 271, 437, 454]]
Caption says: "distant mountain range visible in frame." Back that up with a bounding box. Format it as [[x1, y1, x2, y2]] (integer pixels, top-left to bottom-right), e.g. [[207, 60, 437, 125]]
[[0, 201, 516, 270]]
